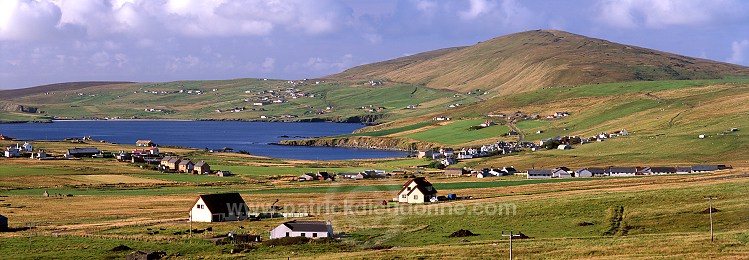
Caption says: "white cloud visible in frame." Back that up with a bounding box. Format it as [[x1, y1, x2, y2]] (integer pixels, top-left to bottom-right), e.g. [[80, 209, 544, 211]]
[[727, 40, 749, 65], [260, 57, 275, 73], [597, 0, 744, 28], [0, 0, 62, 41], [459, 0, 494, 20]]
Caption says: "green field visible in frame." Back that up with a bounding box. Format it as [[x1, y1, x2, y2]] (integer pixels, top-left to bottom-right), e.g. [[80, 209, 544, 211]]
[[404, 119, 510, 145]]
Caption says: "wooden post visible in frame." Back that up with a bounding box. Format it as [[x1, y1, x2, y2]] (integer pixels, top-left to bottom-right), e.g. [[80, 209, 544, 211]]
[[704, 197, 718, 242], [502, 231, 521, 260]]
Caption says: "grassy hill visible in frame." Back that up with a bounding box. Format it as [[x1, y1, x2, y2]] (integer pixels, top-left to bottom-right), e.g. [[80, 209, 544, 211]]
[[330, 30, 749, 95]]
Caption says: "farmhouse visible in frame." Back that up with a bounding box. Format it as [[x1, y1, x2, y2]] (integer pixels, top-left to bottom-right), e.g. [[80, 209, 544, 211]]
[[4, 148, 20, 158], [66, 147, 101, 158], [575, 167, 606, 177], [160, 157, 181, 171], [608, 167, 638, 177], [552, 168, 572, 178], [270, 220, 333, 239], [136, 140, 154, 147], [216, 170, 233, 177], [444, 168, 462, 177], [190, 193, 248, 222], [178, 160, 194, 173], [194, 161, 211, 174], [527, 170, 553, 179], [397, 177, 438, 204]]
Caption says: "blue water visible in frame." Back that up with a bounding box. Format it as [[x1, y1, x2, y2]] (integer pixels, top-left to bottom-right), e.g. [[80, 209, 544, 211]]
[[0, 121, 407, 160]]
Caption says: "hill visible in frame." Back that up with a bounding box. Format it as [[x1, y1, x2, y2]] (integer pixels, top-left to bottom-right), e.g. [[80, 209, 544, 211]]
[[330, 30, 749, 95]]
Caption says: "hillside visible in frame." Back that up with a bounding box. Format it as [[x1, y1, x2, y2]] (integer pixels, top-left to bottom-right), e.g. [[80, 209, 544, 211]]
[[331, 30, 749, 95]]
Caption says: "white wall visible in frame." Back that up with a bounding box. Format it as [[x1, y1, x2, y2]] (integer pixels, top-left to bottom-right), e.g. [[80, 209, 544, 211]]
[[190, 198, 214, 222]]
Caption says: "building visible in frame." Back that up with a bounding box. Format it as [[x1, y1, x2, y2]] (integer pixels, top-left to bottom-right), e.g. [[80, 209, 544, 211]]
[[160, 157, 181, 171], [0, 214, 7, 231], [190, 193, 248, 222], [178, 160, 194, 173], [216, 170, 233, 177], [608, 167, 638, 177], [397, 177, 438, 204], [575, 167, 606, 178], [66, 147, 101, 158], [691, 165, 719, 173], [194, 161, 211, 174], [647, 167, 677, 175], [136, 140, 154, 147], [527, 170, 553, 179], [444, 168, 463, 177], [552, 168, 572, 178], [270, 220, 333, 239], [4, 148, 20, 158]]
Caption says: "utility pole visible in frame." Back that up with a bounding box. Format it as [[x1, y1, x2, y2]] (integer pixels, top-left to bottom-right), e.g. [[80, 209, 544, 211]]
[[502, 231, 521, 260], [704, 197, 718, 242]]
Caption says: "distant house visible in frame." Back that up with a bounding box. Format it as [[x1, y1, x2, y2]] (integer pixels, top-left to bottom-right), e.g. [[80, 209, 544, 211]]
[[66, 147, 101, 158], [178, 160, 194, 173], [160, 157, 181, 171], [476, 171, 493, 178], [575, 167, 606, 178], [417, 150, 436, 159], [647, 167, 677, 175], [552, 168, 572, 178], [691, 165, 719, 173], [444, 168, 463, 177], [501, 167, 517, 175], [527, 170, 553, 179], [0, 214, 7, 231], [397, 177, 437, 204], [4, 148, 20, 158], [136, 140, 154, 147], [337, 172, 364, 180], [148, 146, 159, 155], [216, 170, 233, 177], [298, 173, 316, 181], [270, 220, 333, 239], [190, 193, 248, 222], [608, 167, 638, 177], [676, 167, 692, 174], [194, 161, 211, 174], [557, 145, 571, 150]]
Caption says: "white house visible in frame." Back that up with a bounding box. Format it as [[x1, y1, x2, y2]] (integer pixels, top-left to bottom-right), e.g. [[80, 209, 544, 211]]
[[552, 168, 572, 178], [608, 167, 638, 177], [270, 220, 333, 239], [397, 177, 437, 204], [190, 193, 248, 222], [4, 148, 20, 158], [527, 170, 553, 179]]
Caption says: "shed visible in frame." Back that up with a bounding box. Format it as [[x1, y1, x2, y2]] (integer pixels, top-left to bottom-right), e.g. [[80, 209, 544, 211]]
[[66, 147, 101, 158], [527, 170, 553, 179], [444, 168, 463, 177], [190, 193, 248, 222], [0, 214, 7, 231], [270, 220, 333, 239], [135, 140, 154, 147]]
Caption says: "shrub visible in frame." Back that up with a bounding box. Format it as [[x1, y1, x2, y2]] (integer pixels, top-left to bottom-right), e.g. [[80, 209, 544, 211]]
[[262, 236, 311, 246]]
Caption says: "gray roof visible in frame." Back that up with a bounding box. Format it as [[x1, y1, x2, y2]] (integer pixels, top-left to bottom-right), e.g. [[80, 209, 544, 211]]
[[692, 165, 719, 171], [649, 167, 676, 173], [282, 221, 330, 232], [676, 167, 692, 172], [195, 161, 207, 167], [608, 167, 637, 173], [67, 147, 101, 154], [528, 170, 553, 175], [179, 160, 193, 165], [576, 167, 606, 174]]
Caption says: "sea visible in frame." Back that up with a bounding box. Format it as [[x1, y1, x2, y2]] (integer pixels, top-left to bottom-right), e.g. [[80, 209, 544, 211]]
[[0, 120, 408, 160]]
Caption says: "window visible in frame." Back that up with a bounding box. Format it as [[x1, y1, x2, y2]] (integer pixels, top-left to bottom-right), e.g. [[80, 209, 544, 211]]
[[413, 195, 419, 200], [197, 204, 205, 209], [313, 233, 318, 238], [301, 233, 306, 237], [285, 232, 289, 237], [401, 195, 407, 198]]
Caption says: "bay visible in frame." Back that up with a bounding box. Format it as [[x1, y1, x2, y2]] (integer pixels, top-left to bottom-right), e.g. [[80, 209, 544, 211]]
[[0, 121, 408, 160]]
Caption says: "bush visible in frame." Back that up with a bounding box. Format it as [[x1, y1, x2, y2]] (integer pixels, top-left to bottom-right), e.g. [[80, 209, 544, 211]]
[[262, 236, 311, 246]]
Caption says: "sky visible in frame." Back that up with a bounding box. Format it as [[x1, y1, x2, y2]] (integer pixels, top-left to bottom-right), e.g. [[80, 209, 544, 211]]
[[1, 0, 748, 89]]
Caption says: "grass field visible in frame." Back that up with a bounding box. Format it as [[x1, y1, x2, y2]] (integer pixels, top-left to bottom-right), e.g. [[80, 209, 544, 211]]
[[403, 119, 510, 145]]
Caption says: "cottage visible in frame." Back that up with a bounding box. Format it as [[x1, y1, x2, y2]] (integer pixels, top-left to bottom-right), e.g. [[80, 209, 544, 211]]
[[444, 168, 462, 177], [298, 173, 316, 181], [476, 172, 493, 178], [552, 168, 572, 178], [337, 172, 364, 180], [160, 157, 181, 171], [178, 160, 194, 173], [397, 177, 437, 204], [31, 150, 48, 160], [66, 147, 101, 158], [0, 214, 7, 231], [575, 167, 606, 177], [417, 150, 436, 159], [270, 220, 333, 239], [194, 161, 211, 174], [4, 148, 20, 158], [501, 166, 517, 175], [135, 140, 154, 147], [557, 144, 571, 150], [527, 170, 553, 179], [216, 170, 233, 177], [608, 167, 638, 177], [190, 193, 248, 222]]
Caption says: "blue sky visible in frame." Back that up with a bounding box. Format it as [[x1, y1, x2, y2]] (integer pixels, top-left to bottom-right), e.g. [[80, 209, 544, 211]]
[[1, 0, 748, 89]]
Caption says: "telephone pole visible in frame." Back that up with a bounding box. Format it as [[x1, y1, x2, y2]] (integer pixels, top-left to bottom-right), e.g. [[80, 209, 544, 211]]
[[502, 231, 521, 260], [704, 197, 718, 242]]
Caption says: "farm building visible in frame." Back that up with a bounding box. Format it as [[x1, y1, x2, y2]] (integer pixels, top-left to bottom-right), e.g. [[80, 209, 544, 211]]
[[397, 177, 438, 204], [160, 157, 181, 171], [647, 167, 677, 175], [190, 193, 248, 222], [135, 140, 154, 146], [575, 168, 606, 177], [66, 147, 101, 158], [691, 165, 719, 173], [552, 168, 572, 178], [527, 170, 553, 179], [0, 214, 7, 231], [270, 220, 333, 239], [216, 170, 233, 177], [608, 167, 638, 177], [194, 161, 210, 174], [444, 168, 463, 177]]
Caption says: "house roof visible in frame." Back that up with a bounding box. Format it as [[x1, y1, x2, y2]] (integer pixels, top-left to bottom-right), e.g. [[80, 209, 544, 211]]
[[282, 220, 330, 232], [676, 167, 692, 172], [195, 161, 207, 167], [692, 165, 719, 171], [399, 177, 437, 196], [136, 140, 153, 143], [649, 167, 676, 173], [194, 193, 246, 215], [168, 157, 181, 163], [527, 170, 553, 175], [608, 167, 638, 173], [576, 167, 606, 174], [67, 147, 101, 154], [179, 160, 193, 165]]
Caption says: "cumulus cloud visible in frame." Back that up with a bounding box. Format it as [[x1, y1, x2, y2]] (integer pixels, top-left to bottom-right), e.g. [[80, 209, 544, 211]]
[[727, 40, 749, 65], [0, 0, 62, 41], [597, 0, 745, 28]]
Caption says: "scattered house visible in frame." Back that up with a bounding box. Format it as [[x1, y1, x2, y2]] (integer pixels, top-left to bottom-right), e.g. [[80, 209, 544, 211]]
[[444, 168, 463, 177], [4, 148, 20, 158], [527, 170, 553, 179], [270, 220, 333, 239], [691, 165, 719, 173], [647, 167, 677, 175], [136, 140, 154, 147], [476, 171, 494, 178], [440, 157, 457, 166], [575, 167, 606, 178], [417, 150, 436, 159], [190, 193, 248, 222], [216, 170, 233, 177], [337, 172, 365, 180], [676, 167, 692, 174], [608, 167, 638, 177], [194, 161, 211, 174], [298, 173, 316, 181], [397, 177, 438, 204], [0, 214, 7, 231], [0, 135, 15, 140], [178, 160, 194, 173], [160, 157, 181, 171], [552, 168, 572, 178], [557, 144, 571, 150], [501, 166, 517, 175], [480, 120, 496, 127], [31, 150, 48, 160], [439, 148, 455, 157], [148, 146, 159, 155], [66, 147, 101, 158]]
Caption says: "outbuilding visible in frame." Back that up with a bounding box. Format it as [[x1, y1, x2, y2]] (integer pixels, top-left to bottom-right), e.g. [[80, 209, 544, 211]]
[[190, 193, 248, 222], [0, 214, 7, 231], [270, 220, 333, 239]]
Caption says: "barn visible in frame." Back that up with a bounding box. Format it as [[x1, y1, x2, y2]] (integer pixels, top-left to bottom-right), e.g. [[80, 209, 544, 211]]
[[190, 193, 249, 222]]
